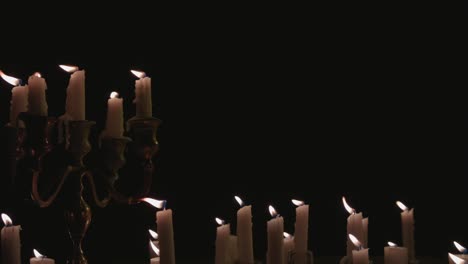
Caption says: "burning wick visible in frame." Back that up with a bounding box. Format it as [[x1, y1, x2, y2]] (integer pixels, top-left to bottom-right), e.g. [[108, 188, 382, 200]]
[[1, 213, 13, 226], [268, 205, 279, 218], [454, 241, 468, 254], [33, 249, 45, 259], [234, 196, 244, 207], [342, 196, 356, 214], [349, 234, 363, 250]]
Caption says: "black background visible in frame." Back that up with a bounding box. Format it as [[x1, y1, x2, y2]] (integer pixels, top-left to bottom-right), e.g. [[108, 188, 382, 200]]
[[0, 4, 465, 264]]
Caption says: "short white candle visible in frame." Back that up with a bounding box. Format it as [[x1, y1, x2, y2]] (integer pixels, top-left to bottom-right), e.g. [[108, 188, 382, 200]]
[[292, 199, 309, 254], [384, 242, 408, 264], [60, 65, 85, 120], [396, 201, 415, 261], [235, 196, 254, 263], [27, 72, 48, 116], [215, 218, 230, 264], [349, 234, 369, 264], [283, 232, 295, 263], [267, 205, 284, 264], [103, 92, 124, 138], [343, 197, 366, 261], [1, 213, 21, 264], [30, 249, 55, 264], [1, 71, 28, 127], [131, 70, 152, 118]]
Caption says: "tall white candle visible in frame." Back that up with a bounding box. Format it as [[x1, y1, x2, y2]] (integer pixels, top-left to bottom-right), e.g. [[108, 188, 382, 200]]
[[292, 199, 309, 255], [283, 232, 295, 264], [349, 234, 369, 264], [384, 242, 408, 264], [30, 249, 55, 264], [1, 213, 21, 264], [60, 65, 85, 120], [27, 72, 48, 116], [150, 240, 161, 264], [396, 201, 415, 262], [267, 205, 284, 264], [131, 70, 152, 118], [449, 242, 468, 264], [157, 208, 175, 264], [103, 92, 124, 138], [343, 197, 366, 263], [1, 71, 28, 127], [215, 218, 230, 264], [235, 196, 254, 263]]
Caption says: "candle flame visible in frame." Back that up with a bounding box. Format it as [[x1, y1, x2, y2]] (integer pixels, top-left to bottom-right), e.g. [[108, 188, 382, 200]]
[[388, 241, 397, 247], [234, 196, 244, 207], [342, 196, 355, 214], [292, 199, 304, 206], [131, 70, 146, 78], [449, 253, 467, 264], [33, 72, 41, 78], [283, 232, 292, 238], [141, 198, 165, 209], [33, 249, 44, 258], [268, 205, 278, 218], [349, 234, 362, 248], [59, 65, 79, 73], [150, 240, 160, 256], [454, 241, 467, 253], [1, 213, 12, 226], [396, 201, 408, 211], [110, 91, 119, 99], [0, 71, 20, 86], [149, 229, 158, 240], [215, 217, 225, 226]]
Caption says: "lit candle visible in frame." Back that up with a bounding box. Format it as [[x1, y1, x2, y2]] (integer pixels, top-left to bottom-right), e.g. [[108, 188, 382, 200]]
[[343, 197, 367, 262], [131, 70, 152, 118], [1, 213, 21, 264], [267, 205, 284, 264], [349, 234, 369, 264], [1, 71, 28, 127], [103, 91, 124, 138], [27, 72, 48, 116], [149, 229, 160, 258], [450, 253, 468, 264], [60, 65, 85, 120], [234, 196, 254, 263], [396, 201, 415, 262], [215, 217, 230, 264], [30, 249, 55, 264], [228, 235, 239, 263], [150, 240, 160, 264], [292, 199, 309, 257], [384, 242, 408, 264], [284, 232, 295, 263], [142, 198, 175, 264], [449, 242, 468, 264]]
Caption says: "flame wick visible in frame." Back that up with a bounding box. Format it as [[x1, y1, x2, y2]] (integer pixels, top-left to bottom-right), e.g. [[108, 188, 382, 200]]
[[454, 241, 468, 254], [449, 253, 467, 264], [283, 232, 293, 239], [141, 198, 166, 209], [149, 240, 160, 256], [292, 199, 305, 206], [396, 201, 409, 211], [131, 70, 146, 78], [110, 91, 119, 99], [349, 234, 362, 250], [1, 213, 13, 226], [149, 229, 158, 240], [33, 249, 45, 258], [342, 196, 356, 215], [59, 65, 79, 73], [215, 217, 225, 226], [0, 71, 21, 86], [268, 205, 279, 218], [33, 72, 42, 78], [388, 241, 397, 247], [234, 196, 244, 207]]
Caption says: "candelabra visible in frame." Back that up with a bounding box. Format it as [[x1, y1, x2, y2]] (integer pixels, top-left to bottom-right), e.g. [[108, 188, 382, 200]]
[[7, 112, 161, 264]]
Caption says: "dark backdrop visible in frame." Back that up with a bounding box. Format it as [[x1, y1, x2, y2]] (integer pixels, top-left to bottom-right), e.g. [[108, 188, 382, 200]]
[[0, 4, 465, 264]]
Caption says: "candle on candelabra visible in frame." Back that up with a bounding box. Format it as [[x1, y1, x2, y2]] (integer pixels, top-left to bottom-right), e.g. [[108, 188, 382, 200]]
[[1, 213, 21, 264], [30, 249, 55, 264], [215, 217, 231, 264], [284, 232, 295, 263], [450, 253, 467, 264], [1, 71, 28, 127], [349, 234, 369, 264], [60, 65, 85, 120], [396, 201, 415, 262], [27, 72, 48, 116], [234, 195, 254, 263], [267, 205, 284, 264], [131, 70, 152, 118], [343, 197, 367, 263], [449, 242, 468, 264], [142, 198, 175, 264], [149, 229, 160, 258], [292, 199, 309, 258], [103, 91, 124, 138], [384, 242, 408, 264], [150, 240, 161, 264]]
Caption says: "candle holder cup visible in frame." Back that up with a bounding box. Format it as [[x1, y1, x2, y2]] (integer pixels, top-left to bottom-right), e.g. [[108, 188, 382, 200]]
[[18, 115, 162, 264]]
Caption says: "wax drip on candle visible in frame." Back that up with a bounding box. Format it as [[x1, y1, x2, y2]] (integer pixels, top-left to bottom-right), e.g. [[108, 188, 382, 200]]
[[349, 234, 363, 250], [141, 198, 166, 209], [234, 196, 244, 207], [292, 199, 305, 206], [0, 70, 22, 86], [388, 241, 397, 247], [454, 241, 468, 254], [149, 229, 159, 240], [1, 213, 13, 226], [215, 217, 225, 226], [269, 205, 280, 218], [150, 240, 160, 256], [396, 201, 409, 211], [449, 253, 467, 264], [342, 196, 356, 214], [131, 70, 147, 78]]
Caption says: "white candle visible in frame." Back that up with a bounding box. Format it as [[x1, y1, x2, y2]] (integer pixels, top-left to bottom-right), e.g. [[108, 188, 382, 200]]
[[384, 242, 408, 264], [283, 232, 295, 264], [235, 196, 254, 263], [349, 234, 369, 264], [150, 240, 161, 264], [267, 205, 284, 264], [362, 217, 368, 248], [60, 65, 85, 120], [131, 70, 152, 118], [1, 71, 28, 127], [1, 213, 21, 264], [27, 72, 48, 116], [449, 253, 468, 264], [343, 197, 366, 262], [103, 92, 124, 138], [228, 235, 239, 263], [157, 208, 175, 264], [449, 242, 468, 264], [292, 199, 309, 254], [215, 218, 230, 264], [30, 249, 55, 264], [396, 201, 415, 261]]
